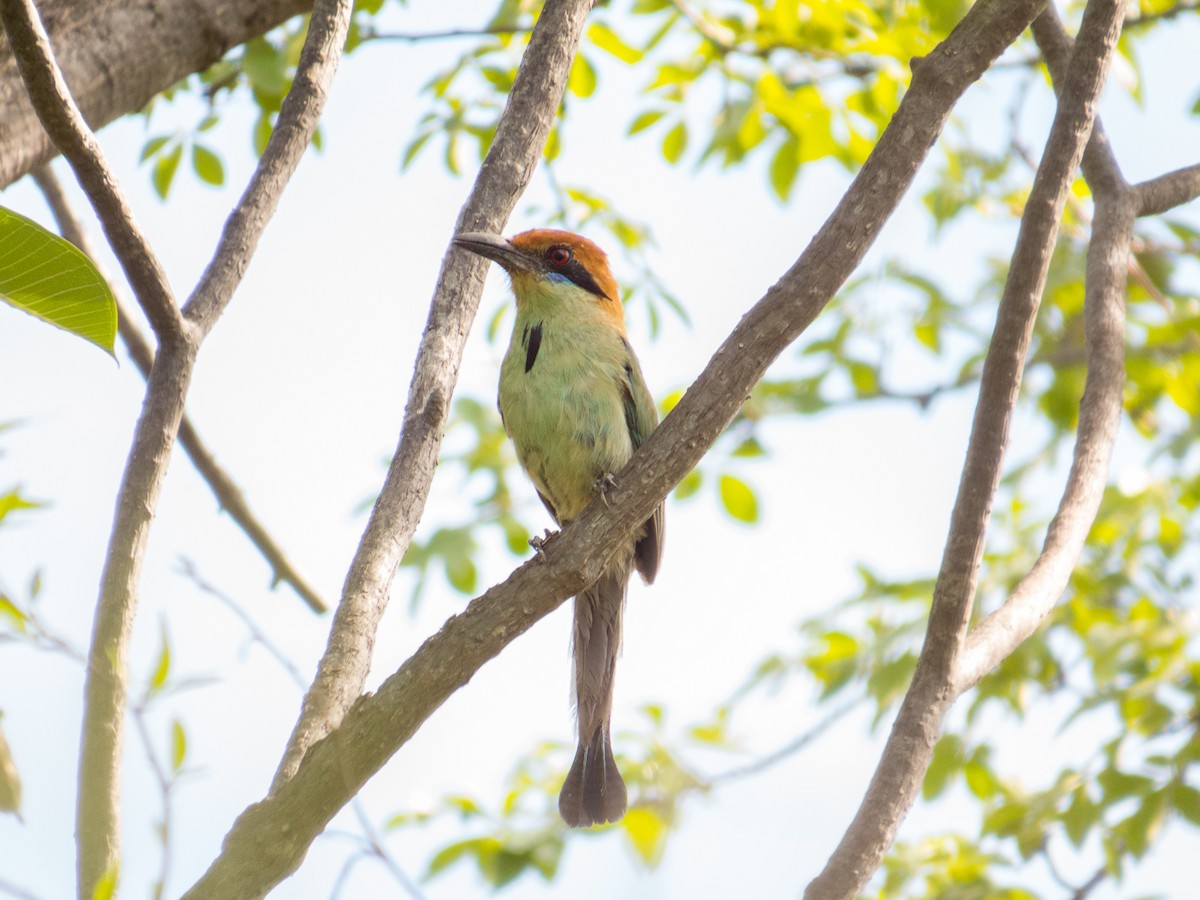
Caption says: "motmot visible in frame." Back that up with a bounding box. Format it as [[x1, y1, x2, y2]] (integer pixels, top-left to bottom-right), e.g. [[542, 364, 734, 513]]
[[453, 228, 664, 827]]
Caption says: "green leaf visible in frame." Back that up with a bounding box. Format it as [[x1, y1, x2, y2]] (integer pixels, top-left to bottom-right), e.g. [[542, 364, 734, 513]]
[[91, 862, 119, 900], [769, 136, 800, 202], [1173, 783, 1200, 826], [253, 114, 274, 157], [148, 623, 171, 695], [242, 38, 289, 97], [170, 719, 187, 772], [1064, 787, 1099, 846], [588, 22, 643, 64], [0, 489, 44, 524], [445, 554, 478, 594], [623, 807, 668, 866], [191, 145, 225, 186], [718, 474, 758, 523], [924, 734, 963, 800], [628, 109, 666, 136], [139, 135, 171, 163], [662, 121, 688, 164], [568, 54, 597, 98], [0, 207, 117, 355], [674, 468, 702, 500], [152, 142, 183, 199]]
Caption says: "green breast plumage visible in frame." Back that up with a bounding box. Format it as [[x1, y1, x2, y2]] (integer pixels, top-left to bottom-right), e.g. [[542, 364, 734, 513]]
[[499, 311, 642, 524]]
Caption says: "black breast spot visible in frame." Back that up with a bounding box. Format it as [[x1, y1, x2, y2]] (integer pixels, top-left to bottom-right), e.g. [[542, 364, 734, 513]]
[[525, 322, 543, 373]]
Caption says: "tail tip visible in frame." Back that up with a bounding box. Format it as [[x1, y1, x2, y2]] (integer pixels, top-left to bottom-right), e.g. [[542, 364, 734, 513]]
[[558, 734, 627, 827]]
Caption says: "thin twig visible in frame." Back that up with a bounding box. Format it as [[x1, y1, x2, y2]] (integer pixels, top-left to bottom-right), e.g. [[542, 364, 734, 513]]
[[0, 0, 182, 342], [360, 25, 529, 43], [268, 0, 600, 791], [130, 700, 176, 900], [0, 878, 42, 900], [705, 699, 859, 786], [182, 1, 1052, 895], [806, 2, 1125, 897], [31, 165, 328, 614], [177, 558, 308, 689]]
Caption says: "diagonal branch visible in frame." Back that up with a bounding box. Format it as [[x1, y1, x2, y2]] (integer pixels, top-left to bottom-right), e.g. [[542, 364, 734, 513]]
[[0, 0, 181, 341], [269, 0, 600, 789], [805, 2, 1125, 897], [183, 0, 1052, 894], [31, 164, 328, 614]]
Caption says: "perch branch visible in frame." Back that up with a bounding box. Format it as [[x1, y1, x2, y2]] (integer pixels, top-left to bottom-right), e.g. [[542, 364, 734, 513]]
[[269, 0, 600, 788], [183, 0, 1052, 894]]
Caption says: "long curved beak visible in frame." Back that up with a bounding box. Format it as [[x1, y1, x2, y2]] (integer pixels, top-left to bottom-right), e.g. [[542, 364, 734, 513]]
[[453, 232, 537, 274]]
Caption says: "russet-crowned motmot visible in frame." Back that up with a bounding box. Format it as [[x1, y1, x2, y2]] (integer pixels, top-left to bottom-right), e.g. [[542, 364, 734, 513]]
[[453, 228, 664, 827]]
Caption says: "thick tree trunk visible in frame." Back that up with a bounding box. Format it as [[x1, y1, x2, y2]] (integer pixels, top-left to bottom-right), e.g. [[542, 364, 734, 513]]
[[0, 0, 311, 190]]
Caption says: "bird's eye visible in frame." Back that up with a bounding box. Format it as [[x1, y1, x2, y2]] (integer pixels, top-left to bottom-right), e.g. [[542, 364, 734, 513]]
[[547, 246, 572, 267]]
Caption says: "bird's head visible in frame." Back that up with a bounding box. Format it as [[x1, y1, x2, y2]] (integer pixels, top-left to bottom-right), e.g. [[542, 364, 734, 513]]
[[454, 228, 623, 326]]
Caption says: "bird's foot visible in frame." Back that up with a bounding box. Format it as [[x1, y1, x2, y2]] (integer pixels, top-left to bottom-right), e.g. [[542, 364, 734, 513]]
[[593, 472, 618, 507], [529, 529, 559, 562]]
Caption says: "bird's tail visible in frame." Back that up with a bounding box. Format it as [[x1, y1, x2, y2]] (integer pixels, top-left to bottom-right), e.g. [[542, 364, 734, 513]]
[[558, 564, 628, 827]]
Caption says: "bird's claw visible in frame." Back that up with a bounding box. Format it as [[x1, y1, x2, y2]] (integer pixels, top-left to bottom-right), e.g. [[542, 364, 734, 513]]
[[593, 472, 618, 507], [530, 529, 558, 562]]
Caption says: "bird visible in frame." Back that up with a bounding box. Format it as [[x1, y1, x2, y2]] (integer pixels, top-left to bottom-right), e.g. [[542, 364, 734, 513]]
[[453, 228, 664, 827]]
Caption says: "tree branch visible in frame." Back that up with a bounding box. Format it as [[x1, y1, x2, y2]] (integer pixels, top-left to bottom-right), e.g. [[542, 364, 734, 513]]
[[183, 0, 1053, 894], [0, 0, 181, 342], [183, 0, 351, 337], [31, 164, 328, 614], [1133, 162, 1200, 217], [805, 2, 1124, 897], [2, 0, 351, 894], [0, 0, 314, 190], [951, 4, 1135, 694], [269, 0, 600, 789]]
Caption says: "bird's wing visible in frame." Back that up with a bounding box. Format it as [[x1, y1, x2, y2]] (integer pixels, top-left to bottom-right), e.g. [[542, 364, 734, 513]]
[[619, 349, 664, 584]]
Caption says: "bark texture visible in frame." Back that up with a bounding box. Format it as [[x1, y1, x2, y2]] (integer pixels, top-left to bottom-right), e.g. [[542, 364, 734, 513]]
[[0, 0, 311, 189]]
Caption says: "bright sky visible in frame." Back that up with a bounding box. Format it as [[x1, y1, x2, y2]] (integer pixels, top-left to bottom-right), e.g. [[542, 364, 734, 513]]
[[1, 3, 1198, 898]]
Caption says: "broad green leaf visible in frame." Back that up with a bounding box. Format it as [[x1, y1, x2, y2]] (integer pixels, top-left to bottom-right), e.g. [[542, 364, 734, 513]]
[[588, 22, 643, 63], [0, 207, 117, 355], [628, 109, 666, 136], [923, 734, 963, 799], [568, 55, 597, 98], [242, 38, 289, 97], [662, 121, 688, 164], [191, 145, 225, 186], [769, 136, 800, 202], [718, 474, 758, 523], [152, 142, 184, 199], [139, 135, 171, 163]]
